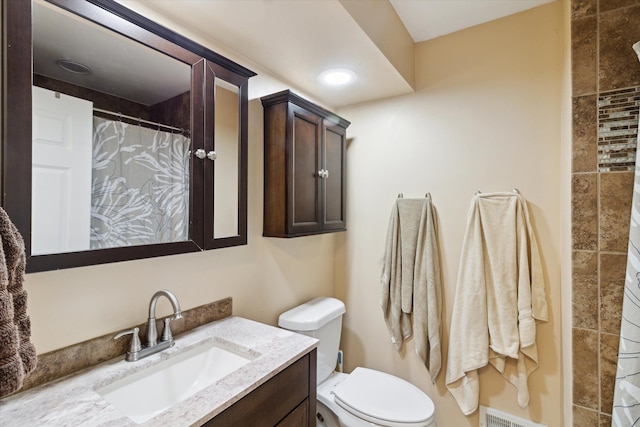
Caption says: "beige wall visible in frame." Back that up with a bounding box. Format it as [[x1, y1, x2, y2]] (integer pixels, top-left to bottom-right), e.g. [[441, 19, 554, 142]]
[[336, 2, 566, 426], [25, 98, 338, 354], [19, 1, 572, 426], [22, 1, 347, 356]]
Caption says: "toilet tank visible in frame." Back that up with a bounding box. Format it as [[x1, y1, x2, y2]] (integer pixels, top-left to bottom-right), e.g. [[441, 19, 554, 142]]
[[278, 297, 346, 384]]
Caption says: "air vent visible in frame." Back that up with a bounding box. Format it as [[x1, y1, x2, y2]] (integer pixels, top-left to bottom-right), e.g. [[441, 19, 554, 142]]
[[479, 406, 546, 427]]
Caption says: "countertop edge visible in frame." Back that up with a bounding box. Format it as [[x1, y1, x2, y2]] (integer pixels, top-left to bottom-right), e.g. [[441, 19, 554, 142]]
[[0, 316, 318, 427]]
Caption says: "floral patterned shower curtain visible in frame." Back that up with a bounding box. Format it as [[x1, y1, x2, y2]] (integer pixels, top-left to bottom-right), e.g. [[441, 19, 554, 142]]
[[90, 117, 190, 249], [612, 41, 640, 427]]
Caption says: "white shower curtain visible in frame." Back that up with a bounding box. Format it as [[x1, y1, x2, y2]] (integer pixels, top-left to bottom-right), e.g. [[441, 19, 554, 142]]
[[90, 117, 190, 249], [611, 41, 640, 427]]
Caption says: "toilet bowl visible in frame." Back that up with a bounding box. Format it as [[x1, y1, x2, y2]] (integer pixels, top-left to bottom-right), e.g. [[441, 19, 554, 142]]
[[278, 297, 436, 427], [317, 370, 436, 427]]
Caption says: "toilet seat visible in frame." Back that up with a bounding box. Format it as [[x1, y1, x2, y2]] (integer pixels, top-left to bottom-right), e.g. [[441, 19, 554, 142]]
[[332, 367, 435, 427]]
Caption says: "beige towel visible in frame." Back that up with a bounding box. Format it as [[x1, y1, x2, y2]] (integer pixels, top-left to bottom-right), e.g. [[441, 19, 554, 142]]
[[445, 192, 547, 415], [0, 207, 36, 398], [381, 196, 442, 382]]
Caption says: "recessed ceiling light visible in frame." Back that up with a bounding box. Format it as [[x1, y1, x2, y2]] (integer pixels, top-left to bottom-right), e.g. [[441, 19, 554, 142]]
[[56, 59, 92, 75], [318, 68, 357, 86]]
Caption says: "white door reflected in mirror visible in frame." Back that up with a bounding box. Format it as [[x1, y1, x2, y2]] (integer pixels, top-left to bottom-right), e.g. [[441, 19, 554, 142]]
[[32, 86, 93, 255]]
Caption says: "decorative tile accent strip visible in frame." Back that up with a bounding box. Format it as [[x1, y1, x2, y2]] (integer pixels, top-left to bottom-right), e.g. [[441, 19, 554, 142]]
[[598, 86, 640, 172]]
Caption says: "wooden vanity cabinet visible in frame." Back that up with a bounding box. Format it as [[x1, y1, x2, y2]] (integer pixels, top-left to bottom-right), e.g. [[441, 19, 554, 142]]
[[204, 349, 317, 427], [261, 90, 350, 237]]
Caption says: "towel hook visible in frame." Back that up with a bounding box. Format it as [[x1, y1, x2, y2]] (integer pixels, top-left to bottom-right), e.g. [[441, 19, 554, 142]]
[[475, 190, 481, 195], [512, 188, 520, 194], [397, 193, 404, 198]]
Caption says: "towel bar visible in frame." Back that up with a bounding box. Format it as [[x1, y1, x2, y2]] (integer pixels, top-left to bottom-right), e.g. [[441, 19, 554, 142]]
[[397, 193, 431, 199], [475, 189, 520, 195]]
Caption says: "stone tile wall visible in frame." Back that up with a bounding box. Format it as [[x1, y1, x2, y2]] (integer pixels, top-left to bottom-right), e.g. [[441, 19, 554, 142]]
[[571, 0, 640, 424]]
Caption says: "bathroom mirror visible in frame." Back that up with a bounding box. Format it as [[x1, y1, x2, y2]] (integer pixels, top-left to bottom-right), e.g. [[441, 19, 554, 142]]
[[32, 1, 193, 255], [213, 79, 240, 239], [2, 0, 254, 272]]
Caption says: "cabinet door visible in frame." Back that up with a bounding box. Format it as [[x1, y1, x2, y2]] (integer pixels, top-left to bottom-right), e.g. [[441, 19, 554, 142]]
[[203, 61, 249, 249], [289, 105, 322, 234], [203, 352, 313, 427], [322, 122, 346, 231]]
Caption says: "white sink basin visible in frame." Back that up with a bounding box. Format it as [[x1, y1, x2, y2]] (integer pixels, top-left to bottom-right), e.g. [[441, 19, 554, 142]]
[[95, 340, 256, 424]]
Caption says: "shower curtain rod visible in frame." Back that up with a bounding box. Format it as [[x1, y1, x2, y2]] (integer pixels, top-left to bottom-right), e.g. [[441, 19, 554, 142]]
[[93, 107, 187, 133]]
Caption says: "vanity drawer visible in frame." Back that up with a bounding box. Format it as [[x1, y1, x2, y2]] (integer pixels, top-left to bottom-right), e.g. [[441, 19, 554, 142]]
[[204, 349, 316, 427], [276, 398, 309, 427]]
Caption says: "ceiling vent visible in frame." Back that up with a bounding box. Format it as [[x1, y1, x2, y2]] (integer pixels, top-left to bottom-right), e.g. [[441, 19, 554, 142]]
[[56, 59, 92, 75]]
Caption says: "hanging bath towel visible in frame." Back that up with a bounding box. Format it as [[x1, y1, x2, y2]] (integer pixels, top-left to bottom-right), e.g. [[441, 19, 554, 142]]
[[612, 41, 640, 427], [0, 207, 37, 398], [380, 195, 442, 382], [445, 192, 547, 415]]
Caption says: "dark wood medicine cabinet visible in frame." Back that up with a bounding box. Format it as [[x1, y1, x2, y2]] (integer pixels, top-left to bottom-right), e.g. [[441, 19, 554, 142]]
[[2, 0, 256, 272], [261, 90, 350, 238]]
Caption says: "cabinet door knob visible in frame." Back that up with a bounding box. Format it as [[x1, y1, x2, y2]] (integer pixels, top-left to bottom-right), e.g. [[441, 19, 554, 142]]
[[318, 169, 329, 178], [323, 169, 329, 179], [193, 149, 217, 160]]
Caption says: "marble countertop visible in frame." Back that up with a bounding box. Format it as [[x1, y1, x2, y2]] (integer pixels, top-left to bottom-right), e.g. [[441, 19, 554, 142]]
[[0, 316, 318, 427]]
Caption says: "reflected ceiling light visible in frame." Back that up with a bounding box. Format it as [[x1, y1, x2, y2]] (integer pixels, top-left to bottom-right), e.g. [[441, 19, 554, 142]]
[[57, 59, 92, 75], [318, 68, 357, 86]]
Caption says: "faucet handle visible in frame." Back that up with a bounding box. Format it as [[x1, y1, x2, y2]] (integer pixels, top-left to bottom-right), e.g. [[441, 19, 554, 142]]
[[160, 318, 174, 342], [114, 327, 142, 353]]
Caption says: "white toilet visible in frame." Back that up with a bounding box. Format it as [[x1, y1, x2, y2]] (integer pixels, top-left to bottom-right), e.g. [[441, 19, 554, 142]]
[[278, 297, 436, 427]]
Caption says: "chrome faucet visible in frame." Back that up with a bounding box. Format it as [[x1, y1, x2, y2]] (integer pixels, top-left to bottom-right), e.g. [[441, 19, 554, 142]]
[[147, 289, 183, 346], [114, 289, 183, 362]]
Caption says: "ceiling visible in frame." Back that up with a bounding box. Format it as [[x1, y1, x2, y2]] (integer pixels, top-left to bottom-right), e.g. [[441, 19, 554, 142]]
[[38, 0, 555, 109], [33, 1, 191, 106], [124, 0, 554, 108], [390, 0, 554, 43]]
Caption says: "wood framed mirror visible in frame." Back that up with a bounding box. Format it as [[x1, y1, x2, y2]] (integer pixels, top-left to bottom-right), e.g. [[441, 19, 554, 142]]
[[2, 0, 255, 272]]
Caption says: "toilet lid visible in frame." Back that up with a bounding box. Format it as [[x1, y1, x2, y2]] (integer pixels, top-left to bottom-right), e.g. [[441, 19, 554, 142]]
[[332, 367, 434, 427]]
